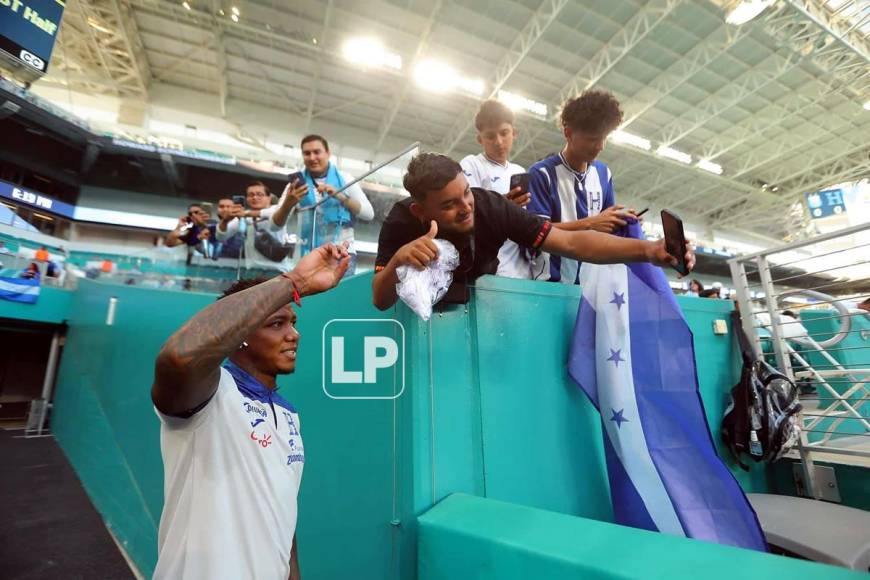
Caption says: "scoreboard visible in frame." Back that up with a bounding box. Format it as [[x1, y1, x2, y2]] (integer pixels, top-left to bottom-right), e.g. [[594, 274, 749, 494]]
[[0, 0, 65, 79]]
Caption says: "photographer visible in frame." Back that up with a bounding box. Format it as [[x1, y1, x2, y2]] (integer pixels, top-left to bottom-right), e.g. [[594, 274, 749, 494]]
[[216, 180, 308, 272], [208, 197, 245, 259], [165, 204, 213, 264]]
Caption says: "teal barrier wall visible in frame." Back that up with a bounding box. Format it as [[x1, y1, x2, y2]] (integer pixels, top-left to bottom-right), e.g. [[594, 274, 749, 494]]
[[0, 286, 72, 324], [418, 494, 865, 580], [50, 274, 772, 578]]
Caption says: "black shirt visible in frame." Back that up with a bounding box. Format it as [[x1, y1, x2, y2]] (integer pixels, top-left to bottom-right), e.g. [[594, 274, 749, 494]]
[[375, 187, 552, 303]]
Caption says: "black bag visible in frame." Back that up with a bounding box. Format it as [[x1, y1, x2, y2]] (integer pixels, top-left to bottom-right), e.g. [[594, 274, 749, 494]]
[[252, 218, 294, 262], [721, 311, 802, 470]]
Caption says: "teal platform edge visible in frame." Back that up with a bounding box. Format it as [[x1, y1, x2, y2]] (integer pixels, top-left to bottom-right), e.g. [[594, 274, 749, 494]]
[[418, 494, 866, 580], [46, 273, 852, 579]]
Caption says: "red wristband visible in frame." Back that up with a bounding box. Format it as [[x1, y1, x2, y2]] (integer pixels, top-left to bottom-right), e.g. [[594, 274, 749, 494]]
[[282, 272, 302, 306]]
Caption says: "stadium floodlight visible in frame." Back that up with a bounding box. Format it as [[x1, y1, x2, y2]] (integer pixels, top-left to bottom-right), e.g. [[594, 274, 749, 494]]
[[863, 101, 870, 111], [497, 90, 547, 117], [231, 6, 239, 15], [414, 59, 458, 93], [696, 159, 723, 175], [231, 13, 238, 22], [342, 37, 402, 71], [182, 1, 191, 10], [725, 0, 774, 25], [656, 145, 692, 164], [610, 129, 651, 151]]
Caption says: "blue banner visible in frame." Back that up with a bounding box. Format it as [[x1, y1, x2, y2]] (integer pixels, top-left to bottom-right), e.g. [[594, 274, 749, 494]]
[[0, 275, 40, 304], [0, 0, 65, 73], [0, 179, 76, 219]]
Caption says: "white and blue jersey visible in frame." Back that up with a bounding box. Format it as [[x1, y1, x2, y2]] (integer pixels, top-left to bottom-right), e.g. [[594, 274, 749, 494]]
[[527, 153, 615, 284], [154, 362, 304, 580]]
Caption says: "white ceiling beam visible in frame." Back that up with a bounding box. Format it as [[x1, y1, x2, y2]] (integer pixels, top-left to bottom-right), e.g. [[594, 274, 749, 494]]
[[621, 23, 751, 129], [512, 0, 683, 158], [440, 0, 569, 155], [303, 0, 334, 133], [373, 0, 446, 153]]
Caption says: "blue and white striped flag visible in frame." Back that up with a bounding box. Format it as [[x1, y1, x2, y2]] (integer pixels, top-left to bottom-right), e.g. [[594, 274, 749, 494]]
[[0, 276, 40, 304], [568, 223, 766, 550]]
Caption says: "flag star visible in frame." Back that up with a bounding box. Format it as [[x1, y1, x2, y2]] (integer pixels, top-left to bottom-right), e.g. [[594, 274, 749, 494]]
[[610, 292, 626, 310], [610, 408, 629, 429], [607, 348, 625, 367]]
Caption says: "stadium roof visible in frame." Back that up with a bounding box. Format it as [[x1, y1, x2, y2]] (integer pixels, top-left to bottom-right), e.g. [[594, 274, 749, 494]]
[[40, 0, 870, 242]]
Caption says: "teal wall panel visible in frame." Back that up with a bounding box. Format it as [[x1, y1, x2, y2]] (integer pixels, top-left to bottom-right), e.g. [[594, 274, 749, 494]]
[[52, 273, 781, 579], [0, 286, 72, 324]]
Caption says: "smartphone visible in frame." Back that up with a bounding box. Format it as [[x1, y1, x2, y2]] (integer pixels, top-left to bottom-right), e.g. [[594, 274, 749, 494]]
[[232, 195, 246, 208], [287, 171, 305, 186], [660, 209, 689, 276], [509, 173, 530, 195]]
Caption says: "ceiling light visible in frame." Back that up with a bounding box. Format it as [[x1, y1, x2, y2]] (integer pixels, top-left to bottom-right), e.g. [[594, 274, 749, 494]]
[[610, 129, 651, 151], [696, 159, 723, 174], [218, 8, 224, 15], [231, 6, 239, 15], [656, 146, 692, 164], [342, 37, 402, 70], [86, 17, 111, 33], [863, 101, 870, 111], [182, 1, 190, 10], [414, 59, 458, 93], [497, 90, 547, 117], [725, 0, 775, 26], [231, 13, 238, 22]]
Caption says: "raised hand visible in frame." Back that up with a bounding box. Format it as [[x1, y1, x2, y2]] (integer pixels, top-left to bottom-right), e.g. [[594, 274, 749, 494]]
[[393, 221, 439, 270], [290, 242, 351, 295]]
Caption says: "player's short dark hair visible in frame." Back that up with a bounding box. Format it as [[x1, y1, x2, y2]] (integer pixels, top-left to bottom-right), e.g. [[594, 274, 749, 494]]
[[474, 99, 515, 132], [218, 277, 271, 300], [187, 203, 203, 212], [403, 153, 463, 201], [301, 134, 329, 151], [560, 89, 624, 135], [245, 180, 270, 195]]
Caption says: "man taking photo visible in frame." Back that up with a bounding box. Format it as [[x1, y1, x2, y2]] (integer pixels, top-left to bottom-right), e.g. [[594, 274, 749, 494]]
[[151, 242, 351, 579]]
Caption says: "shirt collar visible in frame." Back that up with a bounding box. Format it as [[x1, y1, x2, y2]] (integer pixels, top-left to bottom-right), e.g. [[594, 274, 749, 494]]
[[558, 151, 587, 181], [224, 359, 273, 398], [482, 154, 509, 169]]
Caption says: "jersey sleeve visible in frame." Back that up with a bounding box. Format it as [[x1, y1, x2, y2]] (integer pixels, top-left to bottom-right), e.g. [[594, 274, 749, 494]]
[[487, 189, 552, 250], [527, 165, 554, 219]]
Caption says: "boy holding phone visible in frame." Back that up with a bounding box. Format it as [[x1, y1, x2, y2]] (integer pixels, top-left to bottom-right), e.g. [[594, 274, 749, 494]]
[[528, 90, 642, 284], [460, 99, 532, 279]]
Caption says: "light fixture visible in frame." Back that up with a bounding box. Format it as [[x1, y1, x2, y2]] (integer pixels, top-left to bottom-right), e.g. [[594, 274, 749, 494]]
[[231, 6, 239, 15], [231, 13, 239, 22], [341, 37, 401, 70], [656, 145, 692, 164], [725, 0, 775, 26], [771, 185, 780, 192], [696, 159, 723, 174], [86, 17, 111, 33], [414, 59, 458, 93], [312, 37, 318, 45], [414, 59, 482, 95], [863, 101, 870, 111], [182, 1, 190, 10], [610, 129, 651, 151], [497, 90, 548, 117], [218, 8, 224, 15]]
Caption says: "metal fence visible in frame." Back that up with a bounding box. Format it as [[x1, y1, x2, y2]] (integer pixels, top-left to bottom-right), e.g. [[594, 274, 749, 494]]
[[728, 222, 870, 499]]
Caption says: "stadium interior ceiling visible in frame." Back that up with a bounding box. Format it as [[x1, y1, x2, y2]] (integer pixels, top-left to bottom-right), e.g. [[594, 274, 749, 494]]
[[8, 0, 870, 247]]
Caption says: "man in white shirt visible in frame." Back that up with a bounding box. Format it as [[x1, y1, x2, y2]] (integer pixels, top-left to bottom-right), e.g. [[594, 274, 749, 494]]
[[216, 180, 307, 272], [152, 242, 350, 580], [460, 99, 532, 279], [295, 135, 374, 276]]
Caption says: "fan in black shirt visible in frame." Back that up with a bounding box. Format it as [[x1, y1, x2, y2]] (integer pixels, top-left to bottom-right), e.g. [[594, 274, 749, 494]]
[[372, 153, 695, 310]]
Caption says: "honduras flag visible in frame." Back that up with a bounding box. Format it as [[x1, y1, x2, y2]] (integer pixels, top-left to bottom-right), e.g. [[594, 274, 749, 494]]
[[568, 222, 766, 550], [0, 276, 40, 304]]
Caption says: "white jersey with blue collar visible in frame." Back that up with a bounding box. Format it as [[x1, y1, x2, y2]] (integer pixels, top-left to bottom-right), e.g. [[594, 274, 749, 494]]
[[154, 362, 304, 580], [527, 153, 615, 284]]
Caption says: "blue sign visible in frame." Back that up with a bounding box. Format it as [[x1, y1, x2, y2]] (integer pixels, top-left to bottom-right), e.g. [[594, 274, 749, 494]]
[[0, 0, 65, 73], [0, 179, 76, 219], [805, 189, 847, 219]]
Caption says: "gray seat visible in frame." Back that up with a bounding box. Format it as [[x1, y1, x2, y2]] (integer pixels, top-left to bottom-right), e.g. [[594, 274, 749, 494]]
[[748, 493, 870, 571]]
